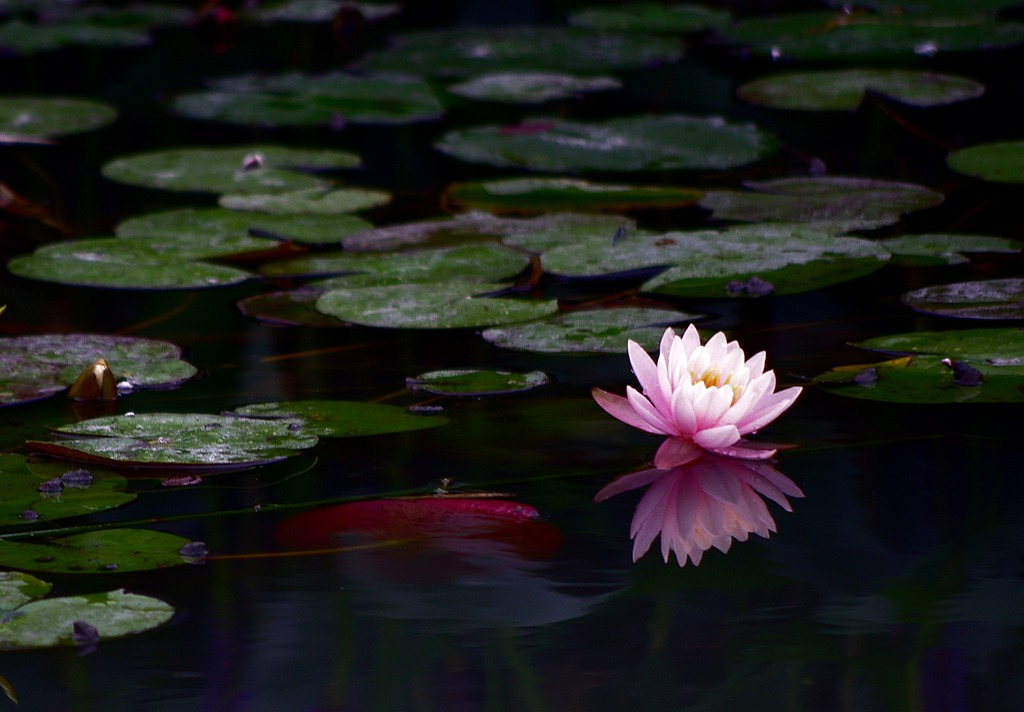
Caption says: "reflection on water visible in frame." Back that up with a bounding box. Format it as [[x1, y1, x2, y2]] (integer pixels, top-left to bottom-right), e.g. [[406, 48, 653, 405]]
[[595, 448, 803, 566]]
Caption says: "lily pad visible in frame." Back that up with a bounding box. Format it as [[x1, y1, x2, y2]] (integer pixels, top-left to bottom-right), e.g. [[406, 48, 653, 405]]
[[947, 141, 1024, 184], [406, 369, 551, 396], [356, 26, 683, 77], [232, 400, 448, 436], [826, 0, 1024, 16], [101, 145, 360, 194], [698, 176, 944, 233], [902, 278, 1024, 319], [116, 207, 373, 247], [435, 115, 778, 172], [315, 282, 559, 329], [0, 97, 116, 143], [0, 19, 149, 54], [444, 177, 702, 214], [568, 3, 731, 33], [0, 571, 51, 611], [263, 243, 529, 285], [721, 13, 1024, 61], [237, 288, 348, 327], [880, 234, 1021, 266], [173, 72, 443, 127], [0, 333, 197, 407], [218, 186, 391, 214], [0, 588, 175, 651], [0, 529, 194, 574], [41, 3, 193, 28], [29, 413, 318, 469], [446, 72, 621, 104], [481, 307, 703, 353], [245, 0, 401, 23], [0, 454, 135, 526], [737, 69, 985, 111]]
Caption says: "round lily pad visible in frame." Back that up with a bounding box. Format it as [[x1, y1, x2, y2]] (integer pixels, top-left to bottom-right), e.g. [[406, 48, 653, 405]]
[[826, 0, 1024, 15], [173, 72, 443, 127], [0, 528, 194, 574], [902, 278, 1024, 319], [0, 571, 52, 611], [101, 145, 360, 194], [406, 369, 551, 396], [698, 176, 944, 233], [245, 0, 401, 22], [721, 12, 1024, 61], [481, 307, 703, 353], [435, 115, 778, 172], [218, 186, 391, 214], [0, 19, 150, 55], [880, 234, 1021, 265], [947, 141, 1024, 184], [0, 333, 197, 407], [568, 3, 731, 33], [356, 26, 683, 77], [737, 69, 985, 111], [444, 177, 702, 214], [116, 207, 373, 247], [0, 96, 116, 143], [315, 282, 559, 329], [232, 400, 448, 436], [446, 72, 621, 104]]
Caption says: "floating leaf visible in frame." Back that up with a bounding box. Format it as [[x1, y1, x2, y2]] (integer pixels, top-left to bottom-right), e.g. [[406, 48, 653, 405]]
[[568, 3, 731, 33], [245, 0, 401, 23], [902, 278, 1024, 319], [825, 0, 1024, 16], [435, 115, 777, 172], [0, 528, 194, 574], [721, 12, 1024, 61], [0, 97, 116, 143], [101, 145, 360, 194], [218, 186, 391, 214], [947, 140, 1024, 184], [116, 207, 372, 247], [0, 571, 52, 611], [315, 282, 559, 329], [0, 19, 149, 54], [0, 333, 197, 407], [481, 307, 703, 353], [446, 72, 621, 104], [237, 288, 347, 327], [357, 27, 682, 77], [173, 72, 443, 127], [407, 369, 551, 396], [42, 3, 193, 29], [698, 176, 944, 233], [30, 413, 318, 469], [444, 177, 702, 214], [737, 69, 984, 111], [232, 400, 448, 436], [880, 233, 1021, 265]]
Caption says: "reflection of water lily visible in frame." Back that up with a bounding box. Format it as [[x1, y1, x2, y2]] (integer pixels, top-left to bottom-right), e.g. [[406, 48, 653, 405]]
[[596, 451, 803, 566], [592, 325, 802, 467]]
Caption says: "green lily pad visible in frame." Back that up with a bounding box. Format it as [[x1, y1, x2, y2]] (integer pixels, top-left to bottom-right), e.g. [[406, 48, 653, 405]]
[[101, 145, 360, 194], [826, 0, 1024, 16], [0, 529, 194, 574], [880, 234, 1021, 266], [0, 19, 149, 54], [237, 288, 348, 327], [232, 400, 449, 436], [30, 413, 318, 469], [0, 333, 197, 407], [568, 3, 731, 33], [116, 207, 372, 247], [947, 141, 1024, 184], [435, 115, 778, 172], [173, 72, 443, 127], [698, 176, 944, 233], [356, 27, 683, 77], [857, 328, 1024, 366], [0, 454, 135, 526], [737, 69, 985, 111], [245, 0, 401, 22], [0, 96, 116, 143], [43, 3, 193, 28], [0, 571, 51, 611], [481, 307, 703, 354], [538, 224, 890, 296], [444, 177, 702, 214], [315, 282, 559, 329], [218, 186, 391, 214], [446, 72, 621, 104], [902, 278, 1024, 319], [0, 588, 175, 651], [407, 369, 551, 396], [263, 243, 529, 285], [721, 12, 1024, 61]]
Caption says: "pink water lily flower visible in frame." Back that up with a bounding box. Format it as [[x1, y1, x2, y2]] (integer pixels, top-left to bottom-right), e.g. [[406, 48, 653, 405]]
[[592, 325, 801, 468]]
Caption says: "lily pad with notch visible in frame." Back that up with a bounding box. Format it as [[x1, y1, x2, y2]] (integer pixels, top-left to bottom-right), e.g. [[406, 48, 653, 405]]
[[0, 96, 117, 144], [0, 528, 195, 574], [444, 177, 702, 214], [902, 278, 1024, 319], [231, 400, 449, 436], [407, 369, 551, 396], [446, 72, 621, 104]]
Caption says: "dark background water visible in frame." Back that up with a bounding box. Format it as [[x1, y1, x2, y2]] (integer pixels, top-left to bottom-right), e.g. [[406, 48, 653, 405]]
[[2, 1, 1024, 710]]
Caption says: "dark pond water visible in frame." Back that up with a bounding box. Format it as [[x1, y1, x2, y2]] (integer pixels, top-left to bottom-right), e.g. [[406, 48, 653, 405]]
[[2, 1, 1024, 710]]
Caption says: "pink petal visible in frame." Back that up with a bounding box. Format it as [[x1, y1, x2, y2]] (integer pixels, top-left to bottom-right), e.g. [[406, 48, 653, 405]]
[[736, 386, 802, 434], [653, 437, 703, 469], [680, 323, 702, 354], [693, 424, 741, 451], [708, 439, 779, 460], [626, 386, 677, 435], [594, 467, 664, 502], [628, 340, 668, 413], [592, 388, 667, 435]]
